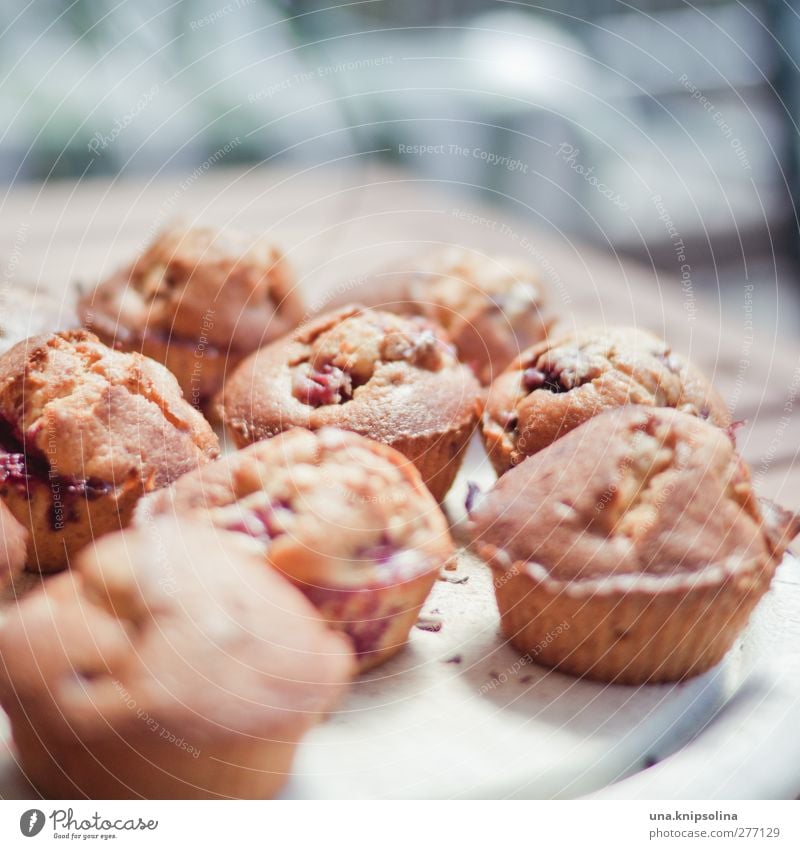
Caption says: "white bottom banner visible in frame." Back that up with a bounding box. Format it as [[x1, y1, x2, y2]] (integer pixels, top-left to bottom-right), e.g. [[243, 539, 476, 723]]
[[0, 800, 797, 848]]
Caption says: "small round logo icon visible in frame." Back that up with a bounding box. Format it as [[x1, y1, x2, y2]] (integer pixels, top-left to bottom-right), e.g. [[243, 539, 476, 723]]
[[19, 810, 45, 837]]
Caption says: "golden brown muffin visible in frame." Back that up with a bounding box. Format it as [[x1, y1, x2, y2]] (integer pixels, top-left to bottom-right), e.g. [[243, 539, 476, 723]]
[[138, 428, 453, 671], [0, 518, 355, 799], [0, 283, 77, 356], [0, 330, 219, 572], [471, 405, 795, 684], [218, 305, 482, 501], [482, 326, 730, 475], [78, 225, 305, 408], [326, 247, 555, 384], [0, 500, 27, 588]]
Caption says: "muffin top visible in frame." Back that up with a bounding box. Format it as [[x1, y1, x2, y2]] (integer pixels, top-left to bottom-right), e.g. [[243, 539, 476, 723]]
[[0, 518, 355, 742], [0, 330, 219, 487], [329, 248, 554, 384], [483, 326, 730, 467], [472, 405, 786, 587], [0, 500, 27, 586], [397, 247, 548, 327], [79, 224, 304, 351], [220, 305, 481, 445], [139, 428, 453, 589]]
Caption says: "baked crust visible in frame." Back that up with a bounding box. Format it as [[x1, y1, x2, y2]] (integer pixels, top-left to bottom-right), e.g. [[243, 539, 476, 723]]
[[0, 330, 219, 571], [138, 428, 454, 670], [78, 225, 305, 405], [482, 326, 731, 474], [218, 305, 482, 501], [325, 248, 555, 384], [0, 518, 355, 798], [470, 405, 792, 684]]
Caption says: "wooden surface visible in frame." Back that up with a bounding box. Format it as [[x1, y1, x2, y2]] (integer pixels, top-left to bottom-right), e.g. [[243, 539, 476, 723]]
[[2, 162, 797, 510]]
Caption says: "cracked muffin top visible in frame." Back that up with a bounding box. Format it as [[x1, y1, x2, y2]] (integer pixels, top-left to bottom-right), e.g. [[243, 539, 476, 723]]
[[79, 224, 304, 351], [472, 405, 790, 585], [0, 500, 27, 586], [0, 330, 219, 487], [0, 518, 355, 742], [139, 428, 453, 589], [482, 326, 730, 471], [329, 247, 555, 384], [220, 305, 481, 445]]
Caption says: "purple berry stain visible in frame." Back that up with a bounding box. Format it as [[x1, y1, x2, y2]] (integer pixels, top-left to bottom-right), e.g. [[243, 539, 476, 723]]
[[465, 481, 482, 515]]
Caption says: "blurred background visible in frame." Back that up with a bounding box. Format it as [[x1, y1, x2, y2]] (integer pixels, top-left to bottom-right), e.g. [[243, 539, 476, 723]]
[[1, 0, 798, 328]]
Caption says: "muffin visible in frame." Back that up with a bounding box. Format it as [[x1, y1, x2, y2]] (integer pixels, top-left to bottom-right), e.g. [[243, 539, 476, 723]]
[[0, 518, 355, 799], [0, 330, 219, 572], [470, 405, 795, 684], [219, 305, 482, 501], [138, 428, 453, 671], [0, 500, 27, 589], [78, 225, 305, 408], [326, 247, 555, 384], [482, 326, 730, 475]]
